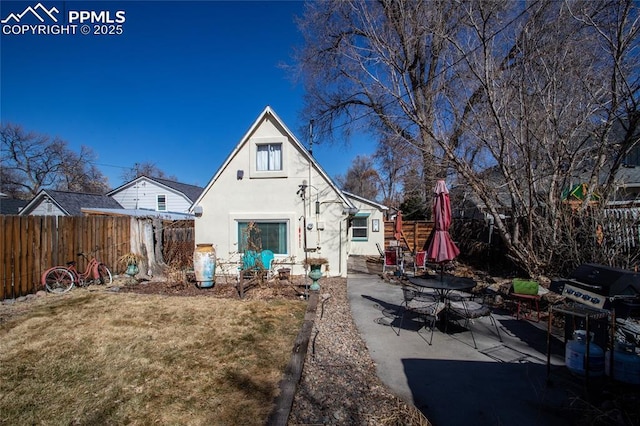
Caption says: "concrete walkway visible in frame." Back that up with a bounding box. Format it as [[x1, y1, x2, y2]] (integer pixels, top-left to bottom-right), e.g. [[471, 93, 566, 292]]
[[347, 271, 573, 426]]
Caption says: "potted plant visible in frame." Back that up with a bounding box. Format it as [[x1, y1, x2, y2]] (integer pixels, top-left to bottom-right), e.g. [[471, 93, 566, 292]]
[[272, 255, 296, 281], [303, 257, 328, 291], [118, 252, 144, 277]]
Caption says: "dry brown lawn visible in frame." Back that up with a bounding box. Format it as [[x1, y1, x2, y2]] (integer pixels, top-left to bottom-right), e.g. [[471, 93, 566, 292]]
[[0, 288, 306, 425]]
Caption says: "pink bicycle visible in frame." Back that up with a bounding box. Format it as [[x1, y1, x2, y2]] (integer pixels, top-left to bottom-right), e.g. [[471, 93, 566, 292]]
[[41, 252, 113, 293]]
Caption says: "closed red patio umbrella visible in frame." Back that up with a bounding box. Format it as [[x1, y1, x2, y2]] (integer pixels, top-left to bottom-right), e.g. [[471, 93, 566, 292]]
[[426, 180, 460, 267], [394, 210, 403, 241]]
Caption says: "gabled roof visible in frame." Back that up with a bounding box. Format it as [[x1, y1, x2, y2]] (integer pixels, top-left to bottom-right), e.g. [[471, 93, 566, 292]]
[[191, 106, 356, 210], [342, 191, 388, 211], [20, 189, 123, 216], [108, 175, 204, 203]]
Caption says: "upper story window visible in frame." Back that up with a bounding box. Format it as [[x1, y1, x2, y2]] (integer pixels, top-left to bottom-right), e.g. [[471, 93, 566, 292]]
[[157, 194, 167, 211], [256, 143, 282, 171], [250, 137, 287, 178]]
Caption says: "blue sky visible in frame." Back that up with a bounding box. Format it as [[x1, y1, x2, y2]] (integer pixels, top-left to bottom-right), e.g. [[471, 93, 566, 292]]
[[1, 0, 372, 189]]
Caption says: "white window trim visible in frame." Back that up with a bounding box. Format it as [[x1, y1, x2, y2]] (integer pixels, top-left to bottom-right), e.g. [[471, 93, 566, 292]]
[[249, 137, 288, 179]]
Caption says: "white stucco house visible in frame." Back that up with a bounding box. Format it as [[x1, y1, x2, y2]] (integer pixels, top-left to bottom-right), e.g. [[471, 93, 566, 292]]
[[108, 176, 203, 215], [191, 106, 386, 278]]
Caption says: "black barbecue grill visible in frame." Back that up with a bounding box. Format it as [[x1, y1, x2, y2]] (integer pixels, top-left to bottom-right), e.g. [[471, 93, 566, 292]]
[[550, 263, 640, 318]]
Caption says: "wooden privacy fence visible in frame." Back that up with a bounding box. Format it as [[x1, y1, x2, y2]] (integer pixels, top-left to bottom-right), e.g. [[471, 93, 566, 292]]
[[1, 216, 131, 300], [384, 220, 434, 253]]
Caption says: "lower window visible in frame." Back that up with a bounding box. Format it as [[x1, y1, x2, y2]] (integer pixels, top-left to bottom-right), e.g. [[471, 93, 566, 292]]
[[352, 215, 369, 240], [238, 221, 288, 254]]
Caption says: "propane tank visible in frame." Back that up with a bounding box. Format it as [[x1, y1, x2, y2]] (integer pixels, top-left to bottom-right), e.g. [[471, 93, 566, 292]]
[[606, 341, 640, 385], [565, 330, 605, 377]]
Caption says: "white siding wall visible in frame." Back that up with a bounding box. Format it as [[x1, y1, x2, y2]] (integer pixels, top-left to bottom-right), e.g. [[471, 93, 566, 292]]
[[29, 200, 66, 216], [194, 115, 351, 277], [111, 179, 192, 213]]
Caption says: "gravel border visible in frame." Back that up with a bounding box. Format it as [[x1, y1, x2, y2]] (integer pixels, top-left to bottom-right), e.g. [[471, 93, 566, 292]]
[[288, 277, 430, 426]]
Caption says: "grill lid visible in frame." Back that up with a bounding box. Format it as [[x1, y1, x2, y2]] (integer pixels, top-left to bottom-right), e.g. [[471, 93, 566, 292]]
[[568, 263, 640, 297]]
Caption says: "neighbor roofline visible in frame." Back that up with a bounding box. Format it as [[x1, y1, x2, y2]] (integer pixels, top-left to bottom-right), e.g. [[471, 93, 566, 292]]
[[108, 175, 189, 198], [19, 189, 69, 216], [342, 191, 388, 211]]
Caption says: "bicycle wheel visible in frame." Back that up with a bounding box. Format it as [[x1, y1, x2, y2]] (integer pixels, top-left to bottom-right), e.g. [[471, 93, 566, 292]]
[[43, 268, 75, 293], [96, 263, 113, 285]]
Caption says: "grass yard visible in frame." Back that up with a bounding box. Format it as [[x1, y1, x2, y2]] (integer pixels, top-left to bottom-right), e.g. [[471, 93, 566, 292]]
[[0, 290, 307, 425]]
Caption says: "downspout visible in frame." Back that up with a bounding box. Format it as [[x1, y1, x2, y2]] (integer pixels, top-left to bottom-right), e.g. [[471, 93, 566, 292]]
[[308, 121, 313, 221], [339, 220, 342, 276]]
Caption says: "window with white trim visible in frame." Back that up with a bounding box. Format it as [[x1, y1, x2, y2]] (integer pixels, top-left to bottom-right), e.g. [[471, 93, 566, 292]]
[[256, 143, 282, 171], [157, 194, 167, 211], [238, 221, 288, 254], [351, 214, 369, 240]]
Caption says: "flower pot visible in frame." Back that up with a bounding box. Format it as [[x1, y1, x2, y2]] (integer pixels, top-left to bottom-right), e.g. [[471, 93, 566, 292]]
[[125, 263, 139, 277], [278, 268, 291, 280], [308, 264, 323, 291]]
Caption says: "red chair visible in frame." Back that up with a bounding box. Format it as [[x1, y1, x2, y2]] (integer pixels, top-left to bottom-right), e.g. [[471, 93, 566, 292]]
[[414, 251, 427, 274], [383, 249, 403, 274]]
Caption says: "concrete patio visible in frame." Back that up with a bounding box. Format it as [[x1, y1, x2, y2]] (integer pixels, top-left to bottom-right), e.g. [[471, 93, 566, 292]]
[[347, 271, 578, 426]]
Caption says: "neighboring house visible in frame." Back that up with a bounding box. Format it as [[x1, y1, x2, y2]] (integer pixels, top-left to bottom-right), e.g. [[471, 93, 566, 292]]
[[191, 106, 361, 277], [19, 190, 123, 216], [343, 191, 388, 256], [108, 175, 203, 214], [453, 166, 513, 221], [0, 192, 28, 215], [613, 165, 640, 203], [613, 140, 640, 204]]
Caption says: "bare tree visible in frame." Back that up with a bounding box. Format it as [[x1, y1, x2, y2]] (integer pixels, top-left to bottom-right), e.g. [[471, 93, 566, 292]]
[[295, 0, 639, 276], [121, 162, 178, 182], [374, 134, 420, 208], [57, 146, 110, 194], [1, 123, 109, 198], [400, 167, 429, 220], [335, 155, 381, 201]]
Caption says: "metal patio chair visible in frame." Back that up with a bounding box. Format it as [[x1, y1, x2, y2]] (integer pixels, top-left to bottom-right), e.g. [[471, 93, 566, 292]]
[[398, 285, 445, 345], [447, 298, 502, 349]]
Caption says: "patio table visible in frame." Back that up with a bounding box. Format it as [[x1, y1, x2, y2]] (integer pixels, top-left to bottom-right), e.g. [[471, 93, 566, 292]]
[[408, 275, 478, 334], [408, 275, 476, 303]]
